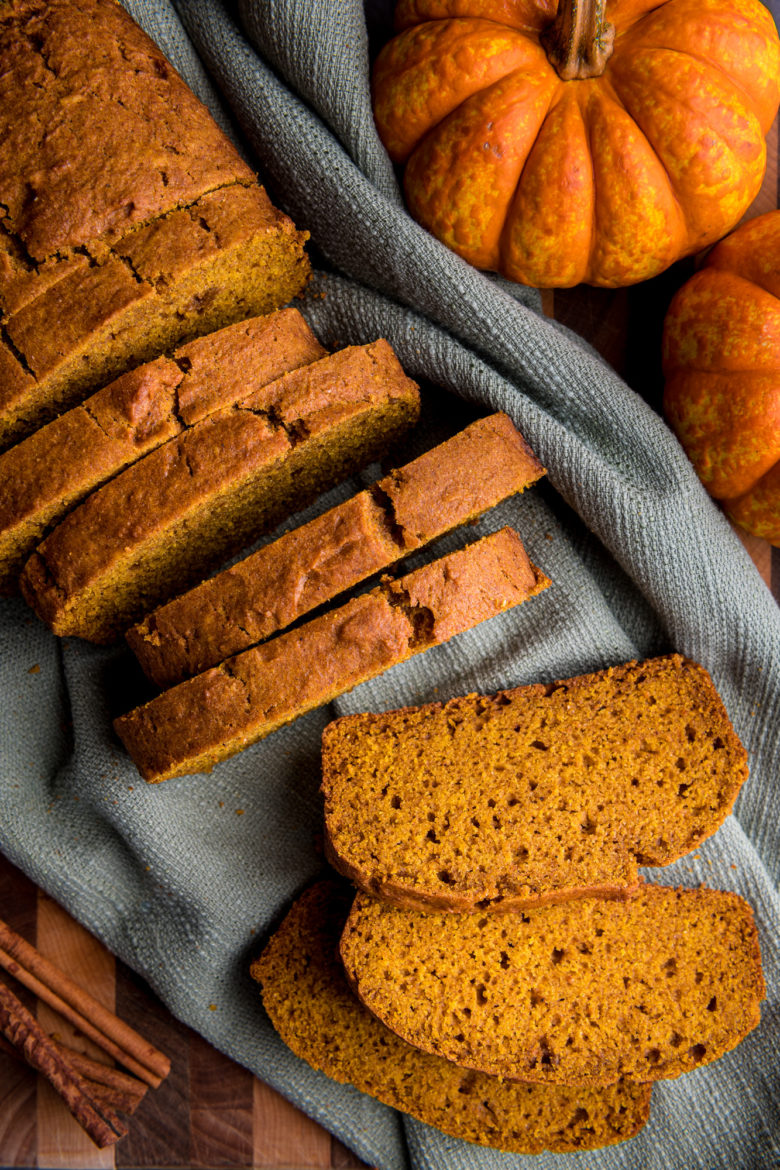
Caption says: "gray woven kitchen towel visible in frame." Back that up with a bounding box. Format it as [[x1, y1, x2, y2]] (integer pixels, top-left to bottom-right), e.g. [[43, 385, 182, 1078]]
[[1, 2, 779, 1167]]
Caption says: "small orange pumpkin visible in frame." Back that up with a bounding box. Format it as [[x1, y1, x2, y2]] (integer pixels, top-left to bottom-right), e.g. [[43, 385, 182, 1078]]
[[663, 210, 780, 546], [372, 0, 780, 288]]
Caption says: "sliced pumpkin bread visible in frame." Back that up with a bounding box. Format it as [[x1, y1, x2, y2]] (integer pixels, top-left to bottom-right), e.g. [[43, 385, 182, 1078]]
[[0, 309, 325, 592], [127, 412, 546, 686], [252, 880, 652, 1155], [20, 341, 419, 643], [0, 0, 309, 448], [114, 528, 550, 783], [340, 884, 765, 1087], [322, 655, 748, 910]]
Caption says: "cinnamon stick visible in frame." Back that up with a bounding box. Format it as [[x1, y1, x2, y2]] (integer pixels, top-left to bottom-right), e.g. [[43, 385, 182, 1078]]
[[68, 1076, 139, 1118], [0, 918, 170, 1086], [0, 981, 127, 1148], [54, 1041, 148, 1113], [0, 1031, 148, 1115]]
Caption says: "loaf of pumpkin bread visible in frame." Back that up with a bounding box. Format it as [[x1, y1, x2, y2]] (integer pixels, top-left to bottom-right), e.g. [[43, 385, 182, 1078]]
[[114, 528, 550, 783], [127, 412, 546, 686], [0, 310, 326, 592], [0, 0, 309, 448], [20, 341, 419, 642], [322, 655, 748, 911], [252, 881, 652, 1155], [341, 884, 765, 1087]]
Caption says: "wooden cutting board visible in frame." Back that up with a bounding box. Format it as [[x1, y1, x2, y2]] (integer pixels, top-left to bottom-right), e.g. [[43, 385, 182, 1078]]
[[0, 851, 369, 1169]]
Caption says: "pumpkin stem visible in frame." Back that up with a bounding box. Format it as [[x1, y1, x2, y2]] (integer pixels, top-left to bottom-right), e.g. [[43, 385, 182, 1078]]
[[541, 0, 615, 80]]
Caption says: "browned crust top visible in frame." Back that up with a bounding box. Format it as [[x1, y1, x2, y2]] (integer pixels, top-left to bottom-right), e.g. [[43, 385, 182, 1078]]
[[0, 0, 253, 261]]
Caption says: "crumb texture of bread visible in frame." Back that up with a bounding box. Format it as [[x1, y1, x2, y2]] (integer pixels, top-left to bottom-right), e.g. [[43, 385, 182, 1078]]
[[252, 881, 652, 1154], [0, 0, 310, 447], [127, 412, 546, 686], [19, 341, 420, 642], [0, 309, 324, 592], [113, 528, 550, 783], [340, 885, 766, 1087], [321, 655, 748, 910]]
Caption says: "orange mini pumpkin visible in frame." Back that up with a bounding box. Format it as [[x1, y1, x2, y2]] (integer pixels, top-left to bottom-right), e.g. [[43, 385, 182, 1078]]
[[663, 211, 780, 546], [372, 0, 780, 288]]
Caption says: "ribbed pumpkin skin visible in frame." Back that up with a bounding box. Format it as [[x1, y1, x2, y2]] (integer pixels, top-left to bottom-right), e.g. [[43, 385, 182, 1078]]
[[663, 211, 780, 546], [372, 0, 780, 288]]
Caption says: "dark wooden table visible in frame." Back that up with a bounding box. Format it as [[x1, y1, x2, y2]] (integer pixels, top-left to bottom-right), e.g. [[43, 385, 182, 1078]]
[[1, 112, 778, 1170]]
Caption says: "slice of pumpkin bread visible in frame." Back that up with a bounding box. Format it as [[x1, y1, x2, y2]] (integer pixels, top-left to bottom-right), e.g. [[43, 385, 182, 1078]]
[[341, 885, 765, 1088], [20, 341, 418, 643], [0, 0, 310, 447], [0, 309, 325, 593], [252, 880, 652, 1155], [1, 177, 310, 451], [114, 528, 550, 783], [322, 655, 748, 911], [127, 412, 546, 687]]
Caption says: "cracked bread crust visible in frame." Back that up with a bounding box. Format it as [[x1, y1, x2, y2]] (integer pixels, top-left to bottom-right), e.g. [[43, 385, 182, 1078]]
[[127, 412, 546, 687], [113, 528, 551, 783], [0, 308, 325, 592], [0, 1, 310, 447], [340, 885, 766, 1087], [252, 880, 653, 1155], [0, 357, 182, 594], [321, 655, 749, 911], [0, 184, 311, 446], [127, 490, 403, 687], [0, 0, 252, 258], [20, 340, 420, 642]]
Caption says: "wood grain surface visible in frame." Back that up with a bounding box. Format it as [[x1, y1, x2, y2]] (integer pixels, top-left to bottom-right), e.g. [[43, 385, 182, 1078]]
[[1, 69, 779, 1170], [0, 852, 370, 1170]]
